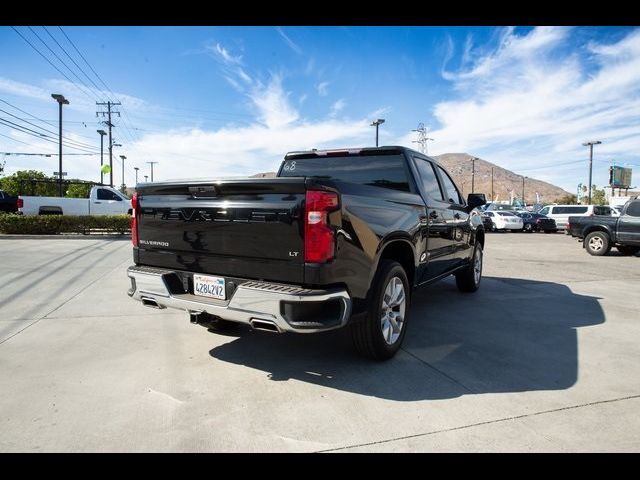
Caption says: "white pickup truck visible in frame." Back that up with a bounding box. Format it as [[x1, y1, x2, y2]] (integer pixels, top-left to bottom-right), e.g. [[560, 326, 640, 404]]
[[18, 185, 131, 216]]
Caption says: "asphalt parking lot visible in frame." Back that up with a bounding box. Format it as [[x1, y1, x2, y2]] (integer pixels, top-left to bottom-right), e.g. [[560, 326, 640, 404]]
[[1, 232, 639, 452]]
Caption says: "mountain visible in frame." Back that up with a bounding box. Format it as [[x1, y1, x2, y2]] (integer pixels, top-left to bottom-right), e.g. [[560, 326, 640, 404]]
[[251, 153, 572, 204], [432, 153, 571, 204]]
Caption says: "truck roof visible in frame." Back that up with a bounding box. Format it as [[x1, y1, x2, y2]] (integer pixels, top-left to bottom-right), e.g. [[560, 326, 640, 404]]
[[284, 145, 431, 161]]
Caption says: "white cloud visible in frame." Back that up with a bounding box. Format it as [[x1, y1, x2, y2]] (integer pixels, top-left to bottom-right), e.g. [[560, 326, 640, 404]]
[[402, 27, 640, 191], [208, 43, 243, 65], [275, 27, 302, 55], [249, 74, 299, 128], [330, 99, 346, 117], [316, 81, 329, 96]]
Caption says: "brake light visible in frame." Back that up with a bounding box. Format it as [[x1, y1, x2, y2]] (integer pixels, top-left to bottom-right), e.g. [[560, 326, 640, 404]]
[[536, 219, 541, 223], [304, 190, 339, 263], [17, 198, 23, 209], [131, 193, 139, 247]]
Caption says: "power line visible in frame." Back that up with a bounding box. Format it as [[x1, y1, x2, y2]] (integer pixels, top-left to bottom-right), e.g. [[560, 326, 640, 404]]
[[1, 109, 100, 151], [24, 26, 101, 104], [0, 151, 97, 156], [0, 119, 97, 153], [0, 132, 32, 145], [42, 26, 106, 97]]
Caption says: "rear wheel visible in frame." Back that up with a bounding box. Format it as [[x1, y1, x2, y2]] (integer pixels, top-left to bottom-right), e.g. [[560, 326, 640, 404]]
[[584, 231, 611, 256], [455, 243, 483, 293], [350, 260, 410, 360], [524, 223, 533, 233], [617, 245, 640, 256]]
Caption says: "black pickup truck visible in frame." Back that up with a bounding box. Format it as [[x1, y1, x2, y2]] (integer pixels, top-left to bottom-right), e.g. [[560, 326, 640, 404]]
[[127, 146, 486, 359], [567, 198, 640, 256], [0, 190, 18, 213]]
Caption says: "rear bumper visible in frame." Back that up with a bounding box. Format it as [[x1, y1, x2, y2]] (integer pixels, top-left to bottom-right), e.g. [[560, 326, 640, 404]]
[[127, 265, 352, 333]]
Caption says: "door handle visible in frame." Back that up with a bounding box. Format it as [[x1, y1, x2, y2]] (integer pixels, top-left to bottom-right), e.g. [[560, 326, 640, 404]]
[[454, 213, 461, 220], [429, 211, 439, 219], [94, 201, 102, 204]]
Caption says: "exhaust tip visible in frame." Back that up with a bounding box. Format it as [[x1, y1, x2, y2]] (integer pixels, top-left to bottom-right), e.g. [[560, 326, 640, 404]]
[[250, 319, 280, 333], [141, 297, 164, 309]]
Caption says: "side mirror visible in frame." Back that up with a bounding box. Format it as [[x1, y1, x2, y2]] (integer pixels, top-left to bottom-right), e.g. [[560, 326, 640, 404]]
[[466, 193, 486, 212]]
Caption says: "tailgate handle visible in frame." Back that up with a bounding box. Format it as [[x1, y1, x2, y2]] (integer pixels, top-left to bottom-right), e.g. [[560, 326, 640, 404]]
[[189, 185, 218, 198]]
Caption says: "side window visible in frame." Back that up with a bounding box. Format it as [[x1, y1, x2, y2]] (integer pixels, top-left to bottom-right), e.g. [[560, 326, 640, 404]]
[[413, 157, 444, 201], [97, 189, 122, 201], [486, 212, 494, 217], [436, 166, 463, 204], [625, 201, 640, 217]]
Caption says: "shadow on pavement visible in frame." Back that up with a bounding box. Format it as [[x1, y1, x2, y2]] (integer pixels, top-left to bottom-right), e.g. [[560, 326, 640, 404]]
[[208, 276, 605, 400]]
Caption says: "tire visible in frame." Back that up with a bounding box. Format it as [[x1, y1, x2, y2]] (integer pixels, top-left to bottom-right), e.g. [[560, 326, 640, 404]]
[[455, 243, 483, 293], [350, 260, 410, 361], [617, 245, 640, 256], [584, 231, 611, 256], [524, 224, 533, 233]]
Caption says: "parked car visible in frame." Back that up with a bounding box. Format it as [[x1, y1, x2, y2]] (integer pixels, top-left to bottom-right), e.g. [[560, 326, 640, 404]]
[[18, 186, 131, 216], [126, 146, 487, 360], [515, 212, 557, 233], [480, 213, 494, 231], [536, 204, 612, 231], [567, 198, 640, 256], [0, 190, 18, 213], [482, 210, 523, 232]]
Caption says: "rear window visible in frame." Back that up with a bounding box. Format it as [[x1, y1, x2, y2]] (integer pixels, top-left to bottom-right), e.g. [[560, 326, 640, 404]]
[[593, 206, 611, 215], [279, 154, 411, 192], [498, 212, 515, 216], [626, 201, 640, 217]]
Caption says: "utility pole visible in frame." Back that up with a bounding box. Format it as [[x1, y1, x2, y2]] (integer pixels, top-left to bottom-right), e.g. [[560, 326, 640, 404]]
[[471, 156, 477, 193], [120, 155, 126, 192], [97, 129, 106, 184], [146, 161, 158, 182], [134, 167, 139, 185], [412, 123, 434, 155], [582, 141, 601, 204], [370, 119, 385, 147], [522, 176, 526, 205], [96, 101, 121, 188], [491, 167, 494, 201], [51, 94, 69, 197]]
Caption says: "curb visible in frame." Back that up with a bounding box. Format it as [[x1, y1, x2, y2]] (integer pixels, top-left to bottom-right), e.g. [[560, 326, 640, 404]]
[[0, 234, 131, 240]]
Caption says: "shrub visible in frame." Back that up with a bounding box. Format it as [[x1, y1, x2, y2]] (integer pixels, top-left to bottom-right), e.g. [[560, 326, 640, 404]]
[[0, 214, 131, 235]]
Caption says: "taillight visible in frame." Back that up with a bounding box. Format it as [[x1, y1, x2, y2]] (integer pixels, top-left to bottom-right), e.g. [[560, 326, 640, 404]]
[[131, 193, 139, 247], [17, 198, 23, 209], [304, 190, 339, 263], [536, 219, 541, 223]]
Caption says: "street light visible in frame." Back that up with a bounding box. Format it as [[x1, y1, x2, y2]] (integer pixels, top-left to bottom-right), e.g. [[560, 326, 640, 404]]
[[582, 141, 602, 204], [51, 94, 69, 197], [119, 155, 126, 192], [97, 129, 107, 184], [144, 175, 148, 182], [470, 156, 478, 192], [370, 119, 385, 147], [134, 166, 139, 185]]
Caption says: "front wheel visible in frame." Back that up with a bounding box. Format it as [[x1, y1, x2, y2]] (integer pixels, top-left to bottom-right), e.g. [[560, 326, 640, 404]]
[[456, 243, 483, 293], [350, 260, 410, 360], [524, 224, 533, 233], [584, 231, 611, 256], [617, 245, 640, 256]]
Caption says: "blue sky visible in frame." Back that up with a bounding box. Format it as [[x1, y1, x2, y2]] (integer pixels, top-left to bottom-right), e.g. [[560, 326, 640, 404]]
[[1, 26, 639, 193]]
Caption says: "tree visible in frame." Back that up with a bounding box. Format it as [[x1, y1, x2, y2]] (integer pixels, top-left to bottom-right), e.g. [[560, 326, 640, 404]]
[[591, 187, 606, 206], [65, 181, 93, 198], [554, 193, 577, 205], [0, 170, 58, 196]]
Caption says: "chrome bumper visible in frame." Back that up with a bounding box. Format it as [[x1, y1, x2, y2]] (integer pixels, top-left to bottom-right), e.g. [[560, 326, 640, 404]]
[[127, 265, 352, 333]]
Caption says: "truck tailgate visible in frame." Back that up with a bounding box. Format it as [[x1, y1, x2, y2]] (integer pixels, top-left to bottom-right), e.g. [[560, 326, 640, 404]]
[[135, 178, 306, 283]]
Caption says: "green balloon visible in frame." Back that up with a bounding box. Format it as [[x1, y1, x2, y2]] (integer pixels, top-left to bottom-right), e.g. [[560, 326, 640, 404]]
[[101, 164, 111, 174]]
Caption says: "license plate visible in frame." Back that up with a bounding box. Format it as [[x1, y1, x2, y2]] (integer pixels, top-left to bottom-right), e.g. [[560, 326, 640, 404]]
[[193, 274, 226, 300]]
